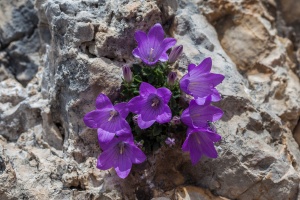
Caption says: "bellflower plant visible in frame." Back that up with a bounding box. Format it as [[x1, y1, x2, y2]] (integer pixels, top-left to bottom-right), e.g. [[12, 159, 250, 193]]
[[83, 23, 225, 179]]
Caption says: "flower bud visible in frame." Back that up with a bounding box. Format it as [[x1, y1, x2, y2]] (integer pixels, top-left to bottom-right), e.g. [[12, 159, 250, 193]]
[[170, 116, 181, 125], [122, 65, 133, 83], [168, 45, 183, 63], [167, 71, 177, 86], [132, 115, 138, 124]]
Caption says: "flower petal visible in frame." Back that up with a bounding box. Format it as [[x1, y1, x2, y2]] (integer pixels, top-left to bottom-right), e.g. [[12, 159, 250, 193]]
[[114, 151, 132, 179], [159, 52, 168, 62], [114, 102, 129, 118], [157, 87, 172, 103], [132, 48, 141, 59], [211, 88, 221, 102], [197, 57, 212, 74], [137, 115, 155, 129], [189, 100, 223, 127], [97, 129, 116, 149], [83, 109, 110, 128], [96, 93, 113, 110], [179, 74, 190, 94], [154, 38, 176, 61], [148, 23, 165, 50], [140, 82, 157, 97], [156, 105, 172, 124], [182, 131, 202, 165], [97, 146, 118, 170], [198, 132, 218, 158], [129, 145, 147, 164], [180, 108, 193, 127], [127, 96, 144, 114], [188, 64, 197, 72]]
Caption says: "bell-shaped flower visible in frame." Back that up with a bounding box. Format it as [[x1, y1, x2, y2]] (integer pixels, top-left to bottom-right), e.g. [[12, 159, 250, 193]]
[[132, 23, 177, 66], [182, 127, 221, 165], [97, 136, 146, 179], [83, 93, 131, 143], [181, 99, 223, 129], [180, 57, 225, 105], [127, 82, 172, 129]]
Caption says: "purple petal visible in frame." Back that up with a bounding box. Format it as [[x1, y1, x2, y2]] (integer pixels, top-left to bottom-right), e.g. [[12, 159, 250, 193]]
[[132, 48, 141, 59], [114, 150, 132, 179], [83, 109, 110, 128], [157, 87, 172, 103], [140, 82, 157, 97], [135, 31, 148, 46], [198, 132, 218, 158], [211, 88, 221, 102], [197, 57, 212, 74], [137, 115, 155, 129], [96, 93, 113, 110], [127, 96, 144, 114], [205, 129, 222, 142], [129, 145, 147, 164], [180, 108, 193, 127], [156, 105, 172, 124], [189, 100, 223, 127], [134, 31, 148, 59], [203, 73, 225, 87], [182, 131, 202, 165], [159, 52, 168, 62], [154, 38, 176, 61], [179, 74, 190, 94], [114, 102, 129, 118], [195, 95, 212, 106], [148, 23, 165, 52], [97, 146, 118, 170], [97, 129, 116, 149], [188, 64, 197, 72]]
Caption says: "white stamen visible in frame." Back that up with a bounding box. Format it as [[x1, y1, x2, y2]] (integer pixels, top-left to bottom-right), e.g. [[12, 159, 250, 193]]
[[119, 143, 125, 154], [148, 48, 154, 61], [151, 97, 160, 107], [108, 110, 118, 121]]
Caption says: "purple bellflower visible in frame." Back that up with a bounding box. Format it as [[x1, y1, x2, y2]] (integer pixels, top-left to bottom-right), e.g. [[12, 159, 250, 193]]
[[127, 82, 172, 129], [181, 99, 223, 129], [182, 127, 221, 165], [132, 23, 177, 66], [97, 136, 146, 179], [180, 57, 225, 105], [83, 93, 131, 143]]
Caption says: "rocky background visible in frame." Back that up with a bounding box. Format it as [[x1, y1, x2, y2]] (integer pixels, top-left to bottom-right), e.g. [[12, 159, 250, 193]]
[[0, 0, 300, 199]]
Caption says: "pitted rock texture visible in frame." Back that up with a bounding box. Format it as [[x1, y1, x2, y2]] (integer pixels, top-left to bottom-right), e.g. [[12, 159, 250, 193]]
[[0, 0, 300, 199]]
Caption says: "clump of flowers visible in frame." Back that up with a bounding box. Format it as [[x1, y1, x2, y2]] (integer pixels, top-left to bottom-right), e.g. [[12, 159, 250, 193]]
[[83, 23, 225, 178]]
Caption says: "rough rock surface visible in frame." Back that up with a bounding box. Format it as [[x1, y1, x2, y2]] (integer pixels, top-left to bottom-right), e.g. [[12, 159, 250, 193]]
[[0, 0, 300, 199]]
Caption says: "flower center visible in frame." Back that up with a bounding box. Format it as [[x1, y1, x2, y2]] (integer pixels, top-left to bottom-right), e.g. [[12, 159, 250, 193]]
[[119, 142, 125, 155], [148, 48, 154, 62], [151, 97, 160, 107], [108, 110, 118, 121]]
